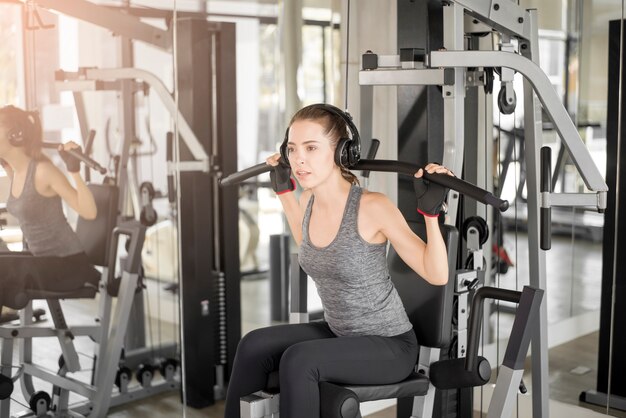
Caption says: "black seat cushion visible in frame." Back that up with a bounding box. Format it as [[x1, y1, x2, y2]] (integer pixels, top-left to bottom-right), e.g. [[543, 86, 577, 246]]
[[7, 284, 98, 309], [266, 370, 429, 402], [340, 371, 430, 402]]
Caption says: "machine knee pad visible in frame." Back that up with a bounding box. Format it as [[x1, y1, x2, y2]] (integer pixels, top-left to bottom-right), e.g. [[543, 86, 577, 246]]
[[320, 382, 361, 418], [4, 288, 29, 310], [430, 356, 492, 389], [0, 374, 14, 400]]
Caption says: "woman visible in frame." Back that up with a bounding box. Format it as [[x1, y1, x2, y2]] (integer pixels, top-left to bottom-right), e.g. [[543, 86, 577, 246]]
[[0, 105, 99, 313], [225, 103, 453, 417]]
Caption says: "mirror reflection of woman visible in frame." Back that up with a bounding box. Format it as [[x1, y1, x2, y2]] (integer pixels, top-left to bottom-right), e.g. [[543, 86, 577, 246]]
[[0, 105, 99, 317]]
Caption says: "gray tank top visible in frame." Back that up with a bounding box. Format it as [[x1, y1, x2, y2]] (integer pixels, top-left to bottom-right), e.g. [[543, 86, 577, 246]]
[[6, 160, 85, 257], [299, 185, 413, 337]]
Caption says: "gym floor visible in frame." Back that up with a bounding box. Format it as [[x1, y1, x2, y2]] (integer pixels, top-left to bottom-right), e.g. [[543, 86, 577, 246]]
[[5, 229, 624, 417]]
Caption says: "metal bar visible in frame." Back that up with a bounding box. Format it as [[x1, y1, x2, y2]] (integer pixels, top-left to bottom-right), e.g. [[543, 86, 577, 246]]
[[520, 11, 549, 417], [543, 192, 606, 208], [46, 299, 81, 373], [85, 68, 209, 164], [0, 338, 12, 417], [486, 366, 525, 418], [31, 0, 171, 50], [289, 254, 308, 324], [442, 2, 466, 224], [502, 287, 544, 370], [429, 49, 608, 193], [359, 68, 452, 86], [411, 346, 440, 418], [21, 363, 96, 398]]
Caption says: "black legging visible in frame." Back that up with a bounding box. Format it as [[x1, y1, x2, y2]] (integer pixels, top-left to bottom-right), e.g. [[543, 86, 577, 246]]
[[224, 322, 418, 418], [0, 252, 100, 310]]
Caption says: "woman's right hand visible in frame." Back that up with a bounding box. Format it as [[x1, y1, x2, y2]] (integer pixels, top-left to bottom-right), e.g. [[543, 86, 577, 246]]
[[266, 153, 295, 194]]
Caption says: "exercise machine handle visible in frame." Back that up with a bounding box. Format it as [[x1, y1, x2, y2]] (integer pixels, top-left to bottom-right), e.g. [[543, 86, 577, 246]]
[[220, 158, 509, 212], [42, 142, 107, 174], [166, 132, 176, 204], [540, 147, 552, 250], [354, 160, 509, 212]]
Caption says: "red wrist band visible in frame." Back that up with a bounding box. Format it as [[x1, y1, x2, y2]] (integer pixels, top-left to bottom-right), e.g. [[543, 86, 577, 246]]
[[417, 208, 440, 218], [276, 178, 296, 195]]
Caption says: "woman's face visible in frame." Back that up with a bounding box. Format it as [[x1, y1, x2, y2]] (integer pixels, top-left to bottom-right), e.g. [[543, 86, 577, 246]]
[[286, 119, 338, 188]]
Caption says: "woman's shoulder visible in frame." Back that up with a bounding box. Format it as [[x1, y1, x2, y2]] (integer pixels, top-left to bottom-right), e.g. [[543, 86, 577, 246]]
[[34, 159, 65, 190], [34, 159, 61, 178], [360, 189, 396, 215]]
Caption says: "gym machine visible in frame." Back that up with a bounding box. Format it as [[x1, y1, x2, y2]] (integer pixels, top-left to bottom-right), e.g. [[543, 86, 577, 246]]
[[357, 1, 607, 416], [221, 160, 543, 418]]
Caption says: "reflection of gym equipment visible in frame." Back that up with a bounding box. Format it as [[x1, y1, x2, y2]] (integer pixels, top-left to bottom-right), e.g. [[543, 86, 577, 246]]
[[51, 14, 240, 407], [0, 184, 177, 418]]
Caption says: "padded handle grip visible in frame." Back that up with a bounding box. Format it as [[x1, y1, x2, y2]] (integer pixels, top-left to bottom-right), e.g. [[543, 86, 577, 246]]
[[319, 382, 360, 418], [166, 132, 176, 204], [540, 146, 552, 250], [430, 356, 491, 389]]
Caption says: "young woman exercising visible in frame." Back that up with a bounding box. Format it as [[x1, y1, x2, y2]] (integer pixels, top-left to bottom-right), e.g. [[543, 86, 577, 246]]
[[0, 105, 99, 313], [224, 103, 453, 417]]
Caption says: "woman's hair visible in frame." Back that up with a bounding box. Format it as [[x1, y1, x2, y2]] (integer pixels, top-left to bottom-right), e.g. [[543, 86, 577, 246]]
[[289, 104, 359, 185], [0, 105, 45, 160]]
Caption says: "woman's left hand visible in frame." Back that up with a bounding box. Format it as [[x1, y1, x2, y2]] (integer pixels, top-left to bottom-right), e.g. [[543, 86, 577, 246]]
[[58, 141, 82, 173], [415, 163, 454, 178], [414, 163, 455, 217]]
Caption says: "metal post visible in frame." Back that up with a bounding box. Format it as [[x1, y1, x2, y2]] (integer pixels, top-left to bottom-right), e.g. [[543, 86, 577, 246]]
[[520, 9, 549, 418], [442, 2, 465, 223]]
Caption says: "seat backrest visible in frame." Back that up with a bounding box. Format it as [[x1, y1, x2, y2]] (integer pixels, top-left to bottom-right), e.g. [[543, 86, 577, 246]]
[[76, 184, 119, 267], [387, 223, 458, 348]]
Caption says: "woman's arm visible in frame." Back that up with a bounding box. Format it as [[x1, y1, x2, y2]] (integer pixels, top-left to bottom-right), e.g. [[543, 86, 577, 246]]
[[276, 189, 311, 246], [371, 195, 449, 285], [266, 153, 307, 245], [39, 161, 97, 220]]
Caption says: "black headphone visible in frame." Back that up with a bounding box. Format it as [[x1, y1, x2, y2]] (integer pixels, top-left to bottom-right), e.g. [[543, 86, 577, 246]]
[[2, 106, 26, 147], [8, 128, 25, 147], [280, 103, 361, 169]]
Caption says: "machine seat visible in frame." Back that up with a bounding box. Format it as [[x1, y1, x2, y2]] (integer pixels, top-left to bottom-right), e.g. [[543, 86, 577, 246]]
[[21, 284, 98, 301], [342, 371, 429, 401]]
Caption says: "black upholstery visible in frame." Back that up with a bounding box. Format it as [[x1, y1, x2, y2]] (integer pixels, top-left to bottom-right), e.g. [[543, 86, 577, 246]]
[[342, 371, 430, 401], [320, 383, 361, 418], [76, 184, 119, 268], [388, 223, 457, 348]]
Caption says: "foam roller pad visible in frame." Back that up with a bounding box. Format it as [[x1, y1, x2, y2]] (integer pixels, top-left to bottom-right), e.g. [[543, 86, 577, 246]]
[[320, 382, 361, 418], [0, 374, 14, 400], [430, 356, 492, 389]]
